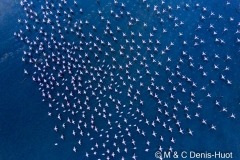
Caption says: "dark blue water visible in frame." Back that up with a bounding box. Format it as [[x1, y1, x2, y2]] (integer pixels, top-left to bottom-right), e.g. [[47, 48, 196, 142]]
[[0, 0, 240, 160]]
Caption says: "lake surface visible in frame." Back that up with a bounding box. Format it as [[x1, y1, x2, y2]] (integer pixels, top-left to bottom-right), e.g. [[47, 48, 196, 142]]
[[0, 0, 240, 159]]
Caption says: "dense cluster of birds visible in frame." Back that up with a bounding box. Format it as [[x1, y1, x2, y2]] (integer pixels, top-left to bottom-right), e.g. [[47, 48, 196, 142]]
[[14, 0, 239, 159]]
